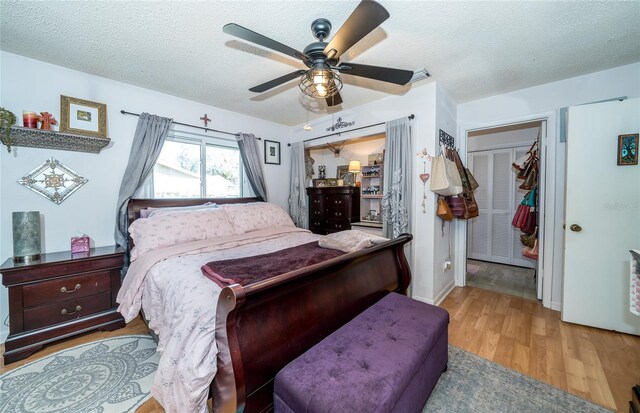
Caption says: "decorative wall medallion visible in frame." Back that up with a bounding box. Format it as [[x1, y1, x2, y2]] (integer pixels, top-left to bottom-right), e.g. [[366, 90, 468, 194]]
[[18, 157, 88, 204], [326, 117, 355, 132]]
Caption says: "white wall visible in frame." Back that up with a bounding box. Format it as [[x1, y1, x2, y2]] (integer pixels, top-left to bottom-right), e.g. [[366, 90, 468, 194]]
[[457, 62, 640, 310], [432, 83, 458, 304], [290, 82, 453, 305], [0, 51, 291, 342]]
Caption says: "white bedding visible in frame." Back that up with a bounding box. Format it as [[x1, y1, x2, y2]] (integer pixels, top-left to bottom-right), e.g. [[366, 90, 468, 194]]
[[117, 227, 320, 413]]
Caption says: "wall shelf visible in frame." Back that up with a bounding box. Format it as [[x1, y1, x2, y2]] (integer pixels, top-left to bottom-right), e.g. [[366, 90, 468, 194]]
[[3, 126, 111, 154]]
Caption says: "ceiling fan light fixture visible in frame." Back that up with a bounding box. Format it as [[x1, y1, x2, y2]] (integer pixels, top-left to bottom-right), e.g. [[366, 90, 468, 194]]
[[299, 68, 342, 99]]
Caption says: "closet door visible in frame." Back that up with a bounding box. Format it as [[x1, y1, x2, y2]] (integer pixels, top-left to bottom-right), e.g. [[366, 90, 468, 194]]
[[467, 152, 491, 261], [468, 147, 535, 267]]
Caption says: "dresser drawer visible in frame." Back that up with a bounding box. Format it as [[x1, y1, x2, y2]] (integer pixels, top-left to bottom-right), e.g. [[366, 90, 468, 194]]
[[23, 292, 112, 331], [22, 271, 111, 308], [326, 220, 351, 232], [310, 207, 324, 218], [309, 196, 324, 210]]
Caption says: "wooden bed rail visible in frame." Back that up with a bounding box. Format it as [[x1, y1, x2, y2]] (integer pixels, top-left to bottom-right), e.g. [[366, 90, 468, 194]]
[[214, 233, 413, 413]]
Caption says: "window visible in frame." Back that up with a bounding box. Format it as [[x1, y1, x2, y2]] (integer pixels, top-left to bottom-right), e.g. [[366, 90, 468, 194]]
[[152, 132, 245, 198]]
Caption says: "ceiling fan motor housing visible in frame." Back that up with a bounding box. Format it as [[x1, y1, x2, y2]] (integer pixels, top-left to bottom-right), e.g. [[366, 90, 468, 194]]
[[311, 18, 332, 42]]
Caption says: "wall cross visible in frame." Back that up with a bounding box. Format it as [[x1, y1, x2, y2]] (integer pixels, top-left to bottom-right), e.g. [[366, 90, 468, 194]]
[[200, 113, 211, 127]]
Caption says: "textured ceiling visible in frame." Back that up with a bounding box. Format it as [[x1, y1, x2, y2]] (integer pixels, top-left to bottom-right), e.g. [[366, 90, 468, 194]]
[[2, 1, 639, 126]]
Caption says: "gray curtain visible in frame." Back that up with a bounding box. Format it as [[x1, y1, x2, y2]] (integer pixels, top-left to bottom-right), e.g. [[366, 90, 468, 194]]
[[288, 142, 308, 228], [114, 113, 173, 249], [382, 117, 412, 238], [236, 133, 268, 201]]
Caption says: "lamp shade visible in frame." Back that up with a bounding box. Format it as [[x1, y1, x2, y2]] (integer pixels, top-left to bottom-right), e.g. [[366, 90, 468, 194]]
[[348, 160, 361, 173]]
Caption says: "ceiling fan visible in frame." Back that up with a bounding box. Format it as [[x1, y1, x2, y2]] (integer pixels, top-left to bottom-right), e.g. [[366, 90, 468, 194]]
[[223, 0, 414, 107]]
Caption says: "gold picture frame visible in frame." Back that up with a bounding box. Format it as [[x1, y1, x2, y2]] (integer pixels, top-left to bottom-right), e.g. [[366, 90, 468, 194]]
[[60, 95, 107, 138]]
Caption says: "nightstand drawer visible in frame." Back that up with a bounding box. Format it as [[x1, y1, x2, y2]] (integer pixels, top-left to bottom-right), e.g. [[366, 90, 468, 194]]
[[23, 292, 112, 331], [23, 271, 111, 308]]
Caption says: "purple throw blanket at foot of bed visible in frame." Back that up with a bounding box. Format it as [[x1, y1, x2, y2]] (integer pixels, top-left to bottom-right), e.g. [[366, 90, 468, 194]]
[[201, 242, 344, 287]]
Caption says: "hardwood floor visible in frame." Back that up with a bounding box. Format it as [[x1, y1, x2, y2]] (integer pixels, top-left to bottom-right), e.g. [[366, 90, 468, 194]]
[[2, 286, 638, 413], [440, 286, 640, 413]]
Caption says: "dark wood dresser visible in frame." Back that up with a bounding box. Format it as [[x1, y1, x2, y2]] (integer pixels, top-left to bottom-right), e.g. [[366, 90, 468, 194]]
[[307, 186, 360, 235], [1, 246, 126, 364]]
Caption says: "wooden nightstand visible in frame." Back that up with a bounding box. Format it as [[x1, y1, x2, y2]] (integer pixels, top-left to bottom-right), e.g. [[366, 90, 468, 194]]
[[1, 246, 126, 364]]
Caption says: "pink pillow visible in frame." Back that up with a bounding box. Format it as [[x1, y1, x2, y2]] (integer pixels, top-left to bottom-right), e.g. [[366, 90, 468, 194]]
[[222, 202, 295, 234], [128, 208, 235, 261]]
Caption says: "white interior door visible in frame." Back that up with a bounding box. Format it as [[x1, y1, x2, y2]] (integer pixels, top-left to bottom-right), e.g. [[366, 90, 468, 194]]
[[563, 98, 640, 335]]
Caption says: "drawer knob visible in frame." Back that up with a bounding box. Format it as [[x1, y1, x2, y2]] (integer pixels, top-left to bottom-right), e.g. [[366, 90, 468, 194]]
[[335, 212, 342, 216], [60, 284, 81, 293], [61, 305, 82, 315]]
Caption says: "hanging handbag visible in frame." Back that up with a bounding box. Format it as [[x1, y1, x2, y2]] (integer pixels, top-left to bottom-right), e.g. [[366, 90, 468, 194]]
[[519, 162, 538, 190], [465, 168, 480, 191], [430, 148, 463, 196], [437, 195, 453, 221], [520, 231, 536, 247], [446, 196, 466, 218], [522, 208, 537, 234], [450, 148, 479, 219], [522, 238, 539, 260], [512, 204, 530, 228], [515, 205, 530, 229]]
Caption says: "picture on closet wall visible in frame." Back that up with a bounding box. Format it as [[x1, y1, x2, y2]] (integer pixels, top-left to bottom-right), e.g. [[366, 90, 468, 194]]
[[617, 133, 638, 165], [264, 140, 280, 165]]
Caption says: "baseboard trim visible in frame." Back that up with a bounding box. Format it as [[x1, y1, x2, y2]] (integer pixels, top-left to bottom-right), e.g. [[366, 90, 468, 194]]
[[411, 295, 434, 305], [434, 280, 456, 306], [411, 280, 456, 307]]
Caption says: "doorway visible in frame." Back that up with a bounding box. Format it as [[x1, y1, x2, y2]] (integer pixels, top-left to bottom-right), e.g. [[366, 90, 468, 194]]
[[457, 119, 548, 302]]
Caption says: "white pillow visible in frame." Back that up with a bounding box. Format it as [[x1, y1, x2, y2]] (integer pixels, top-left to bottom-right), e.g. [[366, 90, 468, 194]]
[[140, 202, 217, 218], [128, 207, 235, 260], [222, 202, 295, 234]]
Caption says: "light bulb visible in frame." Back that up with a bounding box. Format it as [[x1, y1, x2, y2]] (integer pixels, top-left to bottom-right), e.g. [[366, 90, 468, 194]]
[[316, 85, 328, 97], [313, 71, 329, 86]]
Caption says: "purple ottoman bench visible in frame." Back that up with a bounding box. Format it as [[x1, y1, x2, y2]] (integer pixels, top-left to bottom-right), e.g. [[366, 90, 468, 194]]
[[274, 292, 449, 413]]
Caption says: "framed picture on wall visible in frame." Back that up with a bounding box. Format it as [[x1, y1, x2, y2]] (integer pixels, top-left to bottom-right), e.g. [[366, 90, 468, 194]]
[[60, 95, 107, 138], [617, 133, 638, 165], [264, 140, 281, 165]]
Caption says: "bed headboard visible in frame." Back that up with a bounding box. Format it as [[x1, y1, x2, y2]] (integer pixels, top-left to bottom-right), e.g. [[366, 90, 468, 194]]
[[126, 197, 262, 250]]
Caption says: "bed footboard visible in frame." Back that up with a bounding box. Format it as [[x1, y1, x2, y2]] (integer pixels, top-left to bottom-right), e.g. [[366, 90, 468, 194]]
[[213, 233, 413, 413]]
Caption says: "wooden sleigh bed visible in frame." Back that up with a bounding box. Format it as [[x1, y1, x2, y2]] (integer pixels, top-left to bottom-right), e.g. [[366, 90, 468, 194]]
[[126, 197, 413, 413]]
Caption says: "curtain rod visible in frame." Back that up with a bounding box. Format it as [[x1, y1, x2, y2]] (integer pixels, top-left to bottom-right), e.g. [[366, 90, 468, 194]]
[[120, 110, 261, 139], [288, 114, 414, 146]]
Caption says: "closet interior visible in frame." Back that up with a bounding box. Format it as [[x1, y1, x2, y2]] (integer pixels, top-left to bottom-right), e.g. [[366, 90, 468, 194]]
[[465, 121, 542, 300]]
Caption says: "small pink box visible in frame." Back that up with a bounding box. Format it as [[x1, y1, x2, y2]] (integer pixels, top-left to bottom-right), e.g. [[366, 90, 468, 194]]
[[71, 236, 90, 253]]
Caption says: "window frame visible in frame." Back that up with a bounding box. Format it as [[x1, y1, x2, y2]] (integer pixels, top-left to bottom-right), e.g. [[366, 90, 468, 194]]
[[151, 130, 245, 198]]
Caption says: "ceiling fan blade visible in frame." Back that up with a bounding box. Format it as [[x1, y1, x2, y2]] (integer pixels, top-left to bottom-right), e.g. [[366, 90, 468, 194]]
[[323, 0, 389, 60], [249, 70, 307, 93], [337, 63, 413, 85], [223, 23, 309, 62], [326, 91, 343, 107]]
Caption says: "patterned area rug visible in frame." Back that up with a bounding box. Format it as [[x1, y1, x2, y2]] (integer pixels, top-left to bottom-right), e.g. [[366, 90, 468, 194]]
[[0, 335, 158, 413], [423, 346, 613, 412]]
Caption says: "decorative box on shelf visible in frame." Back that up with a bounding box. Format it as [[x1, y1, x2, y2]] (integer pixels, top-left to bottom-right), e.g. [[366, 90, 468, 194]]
[[5, 126, 111, 153], [0, 246, 125, 364]]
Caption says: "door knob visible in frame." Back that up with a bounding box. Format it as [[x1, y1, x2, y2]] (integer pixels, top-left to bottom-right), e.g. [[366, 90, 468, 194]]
[[569, 224, 582, 232]]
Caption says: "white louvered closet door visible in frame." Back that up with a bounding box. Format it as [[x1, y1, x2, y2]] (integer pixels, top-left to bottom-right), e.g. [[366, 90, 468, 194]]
[[467, 147, 535, 268]]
